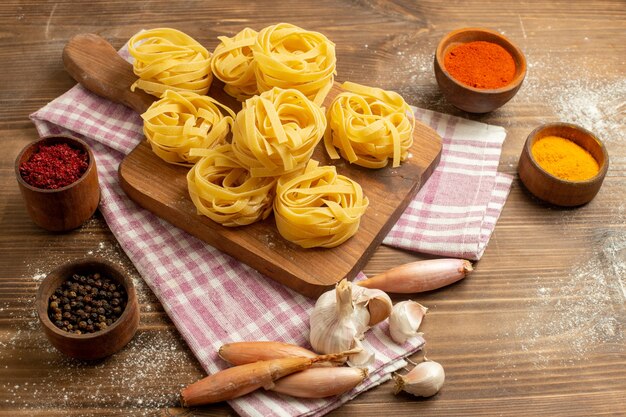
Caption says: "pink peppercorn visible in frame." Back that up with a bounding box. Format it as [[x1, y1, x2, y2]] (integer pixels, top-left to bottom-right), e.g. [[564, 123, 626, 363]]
[[19, 143, 89, 189]]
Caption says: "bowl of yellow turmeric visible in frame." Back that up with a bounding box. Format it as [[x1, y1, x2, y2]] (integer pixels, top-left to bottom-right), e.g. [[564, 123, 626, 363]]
[[518, 123, 609, 207]]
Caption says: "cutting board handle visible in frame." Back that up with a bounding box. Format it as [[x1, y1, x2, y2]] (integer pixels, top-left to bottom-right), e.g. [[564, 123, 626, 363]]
[[62, 33, 154, 114]]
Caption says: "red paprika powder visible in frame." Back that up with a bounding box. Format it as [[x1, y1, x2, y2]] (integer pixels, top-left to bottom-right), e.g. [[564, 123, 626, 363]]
[[19, 143, 89, 189], [444, 41, 516, 89]]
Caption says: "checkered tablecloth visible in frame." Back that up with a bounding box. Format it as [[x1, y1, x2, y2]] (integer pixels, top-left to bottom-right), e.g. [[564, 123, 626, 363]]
[[29, 41, 511, 417]]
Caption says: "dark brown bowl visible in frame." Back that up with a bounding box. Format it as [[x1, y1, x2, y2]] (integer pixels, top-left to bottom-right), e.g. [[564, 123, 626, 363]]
[[434, 27, 527, 113], [36, 257, 140, 360], [15, 134, 100, 231], [518, 123, 609, 207]]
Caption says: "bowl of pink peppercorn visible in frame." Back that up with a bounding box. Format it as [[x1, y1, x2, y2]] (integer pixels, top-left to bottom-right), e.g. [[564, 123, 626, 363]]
[[15, 134, 100, 231]]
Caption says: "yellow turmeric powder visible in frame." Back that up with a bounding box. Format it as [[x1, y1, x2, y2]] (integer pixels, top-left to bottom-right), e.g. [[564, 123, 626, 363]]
[[531, 135, 599, 181]]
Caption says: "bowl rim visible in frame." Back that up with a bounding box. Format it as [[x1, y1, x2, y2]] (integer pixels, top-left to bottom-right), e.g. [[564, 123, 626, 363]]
[[524, 122, 609, 185], [435, 27, 527, 94], [36, 257, 137, 341], [15, 134, 95, 194]]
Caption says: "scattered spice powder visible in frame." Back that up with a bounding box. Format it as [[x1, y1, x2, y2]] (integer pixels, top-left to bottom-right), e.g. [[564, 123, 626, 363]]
[[19, 143, 88, 189], [444, 41, 516, 89], [531, 135, 600, 181]]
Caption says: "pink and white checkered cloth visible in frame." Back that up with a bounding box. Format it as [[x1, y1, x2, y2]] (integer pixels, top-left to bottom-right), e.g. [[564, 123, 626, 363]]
[[30, 43, 511, 417], [385, 109, 513, 260]]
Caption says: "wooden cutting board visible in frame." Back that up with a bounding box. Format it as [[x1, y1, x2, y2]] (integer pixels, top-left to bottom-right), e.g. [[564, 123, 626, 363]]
[[64, 34, 442, 297]]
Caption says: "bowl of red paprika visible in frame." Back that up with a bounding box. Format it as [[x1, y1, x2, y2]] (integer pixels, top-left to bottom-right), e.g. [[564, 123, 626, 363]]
[[15, 134, 100, 231], [518, 123, 609, 207], [434, 27, 527, 113]]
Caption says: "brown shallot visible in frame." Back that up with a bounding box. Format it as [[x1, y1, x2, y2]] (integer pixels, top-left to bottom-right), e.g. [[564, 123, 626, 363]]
[[273, 367, 368, 398], [180, 350, 358, 406], [358, 258, 472, 293]]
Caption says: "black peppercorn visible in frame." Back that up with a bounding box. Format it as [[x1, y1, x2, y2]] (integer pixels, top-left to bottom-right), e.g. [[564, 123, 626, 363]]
[[47, 271, 128, 335]]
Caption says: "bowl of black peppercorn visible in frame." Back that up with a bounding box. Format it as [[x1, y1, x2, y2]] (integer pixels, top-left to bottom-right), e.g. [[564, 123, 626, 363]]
[[36, 257, 139, 360]]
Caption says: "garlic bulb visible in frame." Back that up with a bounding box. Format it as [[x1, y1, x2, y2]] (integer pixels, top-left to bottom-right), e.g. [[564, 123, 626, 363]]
[[389, 301, 428, 344], [309, 279, 375, 366], [393, 360, 445, 397]]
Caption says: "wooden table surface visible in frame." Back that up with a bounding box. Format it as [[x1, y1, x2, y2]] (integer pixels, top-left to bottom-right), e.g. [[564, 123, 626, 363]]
[[1, 1, 624, 416]]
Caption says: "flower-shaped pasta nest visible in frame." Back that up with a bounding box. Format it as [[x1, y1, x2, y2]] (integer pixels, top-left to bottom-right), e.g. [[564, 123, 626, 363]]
[[274, 160, 369, 248], [231, 87, 326, 177], [252, 23, 336, 106], [187, 144, 277, 227], [324, 82, 415, 168], [211, 27, 259, 101], [142, 90, 235, 166], [129, 28, 213, 97]]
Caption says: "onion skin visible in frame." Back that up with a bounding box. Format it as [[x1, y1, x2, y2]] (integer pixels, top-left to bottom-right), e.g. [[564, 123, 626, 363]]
[[219, 341, 318, 365], [272, 367, 368, 398], [358, 258, 472, 293]]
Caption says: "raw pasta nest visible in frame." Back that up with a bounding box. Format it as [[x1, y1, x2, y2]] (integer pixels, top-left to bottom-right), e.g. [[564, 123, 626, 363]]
[[274, 160, 369, 248], [324, 81, 415, 168], [252, 23, 336, 106], [231, 87, 326, 177], [129, 28, 213, 97], [142, 90, 236, 166], [187, 144, 277, 227], [210, 27, 259, 101]]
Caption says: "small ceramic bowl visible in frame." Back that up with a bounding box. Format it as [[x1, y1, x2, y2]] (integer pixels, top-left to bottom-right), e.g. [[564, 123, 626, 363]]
[[36, 257, 140, 360], [15, 134, 100, 231], [518, 123, 609, 207], [434, 27, 527, 113]]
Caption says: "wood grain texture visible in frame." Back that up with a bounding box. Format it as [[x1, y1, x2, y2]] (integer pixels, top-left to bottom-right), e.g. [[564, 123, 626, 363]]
[[1, 0, 625, 416], [63, 33, 155, 115]]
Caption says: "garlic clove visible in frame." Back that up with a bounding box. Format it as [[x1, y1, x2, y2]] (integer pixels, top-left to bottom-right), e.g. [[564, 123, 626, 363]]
[[389, 301, 428, 344], [393, 360, 445, 397], [352, 285, 393, 326], [346, 339, 374, 367]]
